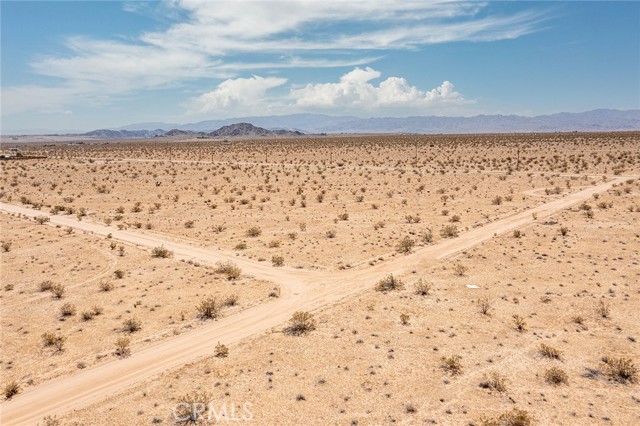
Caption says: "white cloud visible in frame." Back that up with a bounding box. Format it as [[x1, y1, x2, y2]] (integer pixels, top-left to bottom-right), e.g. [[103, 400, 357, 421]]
[[188, 75, 287, 116], [186, 67, 472, 118], [291, 67, 471, 111]]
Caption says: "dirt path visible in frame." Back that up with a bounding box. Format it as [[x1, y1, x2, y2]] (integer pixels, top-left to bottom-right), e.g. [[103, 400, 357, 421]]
[[0, 176, 629, 425]]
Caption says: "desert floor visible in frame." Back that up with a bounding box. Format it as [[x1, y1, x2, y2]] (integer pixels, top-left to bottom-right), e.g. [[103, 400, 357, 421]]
[[1, 132, 638, 425]]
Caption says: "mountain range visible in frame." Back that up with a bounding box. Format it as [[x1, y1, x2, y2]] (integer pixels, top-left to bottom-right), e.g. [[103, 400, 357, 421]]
[[24, 109, 638, 139]]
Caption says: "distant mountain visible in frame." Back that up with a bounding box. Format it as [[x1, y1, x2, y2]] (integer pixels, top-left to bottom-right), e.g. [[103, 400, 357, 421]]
[[83, 129, 166, 138], [208, 122, 304, 137], [74, 109, 639, 139]]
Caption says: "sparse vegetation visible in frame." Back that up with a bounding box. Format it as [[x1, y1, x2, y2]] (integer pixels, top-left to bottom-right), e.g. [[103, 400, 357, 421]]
[[375, 274, 404, 292], [284, 311, 316, 335]]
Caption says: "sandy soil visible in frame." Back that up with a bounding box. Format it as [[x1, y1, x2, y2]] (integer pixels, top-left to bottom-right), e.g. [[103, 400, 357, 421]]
[[1, 132, 638, 425]]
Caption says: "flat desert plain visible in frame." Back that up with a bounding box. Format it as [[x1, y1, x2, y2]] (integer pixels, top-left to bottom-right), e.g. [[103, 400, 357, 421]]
[[1, 132, 638, 425]]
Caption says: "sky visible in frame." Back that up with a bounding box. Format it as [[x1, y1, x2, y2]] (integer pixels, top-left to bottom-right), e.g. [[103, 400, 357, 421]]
[[1, 0, 639, 133]]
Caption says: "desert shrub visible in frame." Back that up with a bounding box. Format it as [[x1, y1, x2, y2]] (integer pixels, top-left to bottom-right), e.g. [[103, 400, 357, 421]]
[[39, 280, 54, 292], [478, 298, 491, 315], [603, 356, 637, 383], [560, 226, 569, 236], [512, 315, 527, 332], [214, 342, 229, 358], [337, 212, 349, 221], [396, 236, 415, 254], [596, 299, 611, 318], [98, 280, 114, 292], [479, 408, 532, 426], [284, 311, 316, 335], [41, 331, 66, 352], [184, 220, 194, 228], [114, 337, 131, 357], [3, 380, 19, 399], [49, 283, 65, 299], [246, 226, 262, 237], [326, 229, 336, 238], [373, 221, 385, 230], [234, 242, 247, 250], [400, 313, 410, 325], [1, 241, 11, 252], [174, 391, 211, 424], [272, 255, 285, 266], [405, 214, 421, 224], [414, 279, 432, 296], [544, 367, 568, 385], [122, 317, 142, 333], [215, 260, 241, 280], [113, 269, 124, 279], [453, 263, 468, 276], [81, 310, 96, 321], [268, 286, 281, 298], [440, 225, 459, 238], [422, 228, 433, 243], [35, 215, 50, 225], [441, 355, 463, 375], [375, 274, 404, 292], [268, 240, 281, 248], [118, 245, 125, 256], [151, 245, 173, 258], [197, 297, 219, 319], [59, 303, 76, 317], [41, 415, 61, 426], [539, 343, 563, 360], [223, 294, 239, 307], [480, 372, 508, 393], [512, 230, 522, 238], [491, 196, 503, 205]]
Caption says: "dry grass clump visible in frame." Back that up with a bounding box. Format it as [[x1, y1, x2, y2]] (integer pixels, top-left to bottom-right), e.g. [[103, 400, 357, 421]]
[[480, 372, 508, 393], [98, 280, 114, 292], [414, 278, 432, 296], [512, 315, 527, 332], [284, 311, 316, 336], [246, 226, 262, 237], [271, 255, 285, 266], [544, 366, 569, 385], [596, 299, 611, 318], [603, 356, 637, 384], [441, 355, 463, 375], [539, 343, 563, 360], [59, 303, 76, 317], [375, 274, 404, 292], [478, 298, 491, 315], [41, 331, 66, 352], [173, 391, 212, 424], [3, 381, 19, 400]]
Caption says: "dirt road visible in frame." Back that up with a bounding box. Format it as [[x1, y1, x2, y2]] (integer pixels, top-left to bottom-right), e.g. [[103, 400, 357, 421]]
[[0, 176, 629, 425]]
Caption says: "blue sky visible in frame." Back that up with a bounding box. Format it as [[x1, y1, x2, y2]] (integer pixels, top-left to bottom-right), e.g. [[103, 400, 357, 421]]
[[1, 1, 639, 133]]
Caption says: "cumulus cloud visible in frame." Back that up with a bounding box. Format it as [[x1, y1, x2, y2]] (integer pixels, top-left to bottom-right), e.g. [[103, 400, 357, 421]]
[[188, 75, 287, 116], [291, 67, 470, 111], [187, 67, 472, 118]]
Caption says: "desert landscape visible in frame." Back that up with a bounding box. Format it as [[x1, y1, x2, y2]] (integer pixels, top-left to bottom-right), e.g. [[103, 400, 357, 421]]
[[1, 132, 638, 425]]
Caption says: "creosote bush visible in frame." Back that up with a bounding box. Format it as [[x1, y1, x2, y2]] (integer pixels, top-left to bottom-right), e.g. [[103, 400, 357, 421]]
[[151, 245, 173, 258], [41, 331, 66, 352], [375, 274, 404, 292], [603, 356, 637, 384], [285, 311, 316, 336], [272, 255, 285, 266], [122, 317, 142, 333], [246, 226, 262, 237], [215, 342, 229, 358], [414, 278, 432, 296], [215, 260, 241, 280], [440, 224, 459, 238], [114, 337, 131, 357], [197, 297, 220, 319], [396, 236, 415, 254], [544, 367, 568, 385]]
